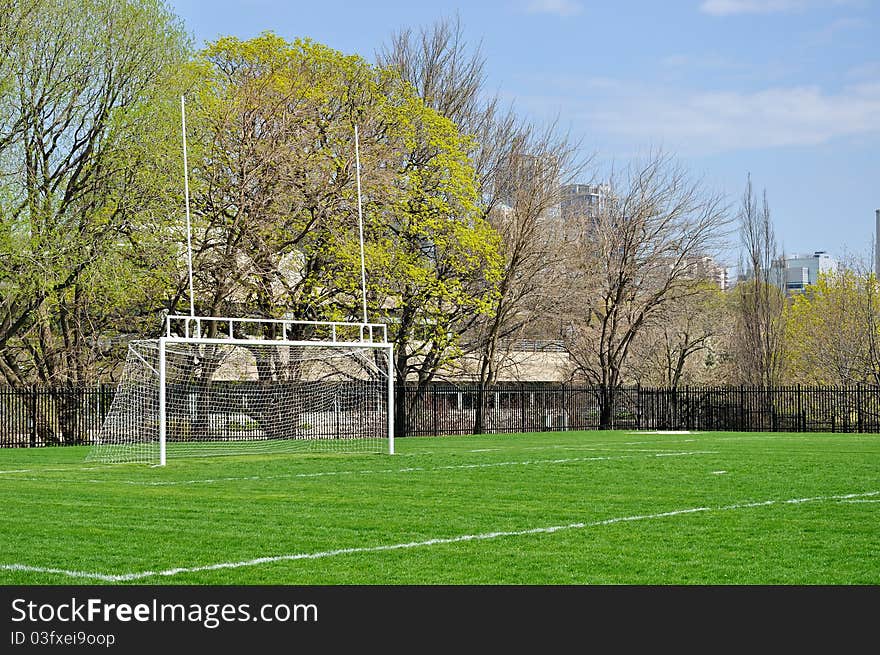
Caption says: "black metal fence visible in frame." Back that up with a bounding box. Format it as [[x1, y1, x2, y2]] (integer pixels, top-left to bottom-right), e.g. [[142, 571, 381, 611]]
[[2, 382, 880, 447], [400, 383, 880, 436], [0, 385, 116, 447]]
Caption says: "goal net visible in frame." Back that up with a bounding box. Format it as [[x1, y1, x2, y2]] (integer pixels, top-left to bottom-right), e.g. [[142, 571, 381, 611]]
[[88, 320, 393, 465]]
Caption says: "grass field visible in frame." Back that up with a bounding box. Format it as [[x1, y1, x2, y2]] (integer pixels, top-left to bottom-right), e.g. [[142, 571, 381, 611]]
[[1, 430, 878, 585]]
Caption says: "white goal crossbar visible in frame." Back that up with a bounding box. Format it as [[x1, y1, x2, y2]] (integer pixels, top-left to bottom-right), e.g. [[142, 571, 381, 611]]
[[165, 314, 388, 344]]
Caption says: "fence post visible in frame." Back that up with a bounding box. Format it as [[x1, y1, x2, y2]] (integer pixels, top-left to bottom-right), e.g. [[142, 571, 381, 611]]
[[857, 384, 863, 433], [684, 384, 691, 430], [432, 385, 439, 436], [771, 386, 777, 432], [520, 383, 526, 433], [29, 384, 37, 447], [636, 384, 641, 430]]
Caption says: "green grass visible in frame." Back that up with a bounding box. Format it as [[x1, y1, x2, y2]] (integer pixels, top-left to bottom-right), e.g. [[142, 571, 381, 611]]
[[1, 430, 878, 584]]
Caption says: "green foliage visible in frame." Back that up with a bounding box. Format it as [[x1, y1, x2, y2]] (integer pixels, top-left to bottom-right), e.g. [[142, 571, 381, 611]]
[[0, 0, 192, 386], [1, 18, 501, 391], [784, 270, 880, 385], [185, 32, 501, 377]]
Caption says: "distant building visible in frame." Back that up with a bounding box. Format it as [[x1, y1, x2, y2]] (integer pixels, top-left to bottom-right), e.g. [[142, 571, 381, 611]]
[[549, 183, 612, 243], [559, 183, 610, 220], [686, 256, 729, 291], [771, 251, 837, 295]]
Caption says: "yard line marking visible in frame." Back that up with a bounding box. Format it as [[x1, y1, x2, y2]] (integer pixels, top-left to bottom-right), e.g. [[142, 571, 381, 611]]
[[0, 465, 115, 476], [521, 439, 697, 451], [3, 490, 876, 583], [628, 431, 693, 434], [0, 451, 717, 487]]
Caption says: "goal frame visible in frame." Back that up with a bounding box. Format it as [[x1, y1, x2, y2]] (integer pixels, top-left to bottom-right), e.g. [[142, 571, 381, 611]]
[[152, 315, 394, 465]]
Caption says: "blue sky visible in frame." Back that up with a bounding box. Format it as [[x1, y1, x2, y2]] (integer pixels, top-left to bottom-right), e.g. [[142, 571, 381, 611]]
[[169, 0, 879, 269]]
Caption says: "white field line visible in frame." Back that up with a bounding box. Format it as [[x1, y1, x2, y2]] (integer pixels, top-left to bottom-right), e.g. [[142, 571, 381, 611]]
[[520, 439, 697, 451], [3, 490, 876, 583], [0, 451, 716, 487], [0, 465, 119, 476], [0, 439, 696, 479], [628, 430, 693, 434]]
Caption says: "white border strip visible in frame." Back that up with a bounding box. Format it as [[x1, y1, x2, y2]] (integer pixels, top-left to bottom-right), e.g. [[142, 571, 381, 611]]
[[3, 490, 876, 582], [0, 451, 715, 486]]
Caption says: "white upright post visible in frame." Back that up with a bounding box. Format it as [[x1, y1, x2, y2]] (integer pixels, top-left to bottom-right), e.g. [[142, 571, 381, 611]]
[[354, 125, 369, 325], [387, 343, 395, 455], [181, 95, 196, 318], [158, 337, 167, 467]]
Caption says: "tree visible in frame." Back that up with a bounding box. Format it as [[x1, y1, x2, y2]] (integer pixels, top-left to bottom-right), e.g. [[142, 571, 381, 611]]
[[784, 269, 880, 386], [629, 280, 727, 389], [184, 33, 502, 436], [378, 15, 586, 433], [0, 0, 190, 442], [465, 125, 585, 432], [730, 175, 786, 386], [564, 152, 730, 429]]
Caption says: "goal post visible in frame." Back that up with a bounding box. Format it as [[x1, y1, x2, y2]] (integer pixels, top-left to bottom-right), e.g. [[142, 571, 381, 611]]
[[88, 316, 394, 466]]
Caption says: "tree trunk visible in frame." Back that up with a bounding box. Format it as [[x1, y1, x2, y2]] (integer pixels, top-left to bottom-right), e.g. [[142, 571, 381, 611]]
[[598, 385, 614, 430]]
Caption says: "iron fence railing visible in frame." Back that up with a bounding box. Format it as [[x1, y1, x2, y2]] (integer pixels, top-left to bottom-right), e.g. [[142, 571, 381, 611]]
[[2, 383, 878, 447]]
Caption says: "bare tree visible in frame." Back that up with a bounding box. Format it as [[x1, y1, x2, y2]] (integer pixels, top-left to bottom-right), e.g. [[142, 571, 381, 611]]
[[731, 175, 785, 386], [378, 15, 590, 434], [564, 152, 731, 429], [629, 281, 727, 389], [466, 123, 587, 432], [377, 13, 485, 125]]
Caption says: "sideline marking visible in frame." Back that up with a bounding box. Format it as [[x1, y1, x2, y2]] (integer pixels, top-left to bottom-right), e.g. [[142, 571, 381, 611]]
[[628, 430, 693, 434], [0, 451, 715, 487], [0, 465, 116, 476], [2, 490, 876, 582]]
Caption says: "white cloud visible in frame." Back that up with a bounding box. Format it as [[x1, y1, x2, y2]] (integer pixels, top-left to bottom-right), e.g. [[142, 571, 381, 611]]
[[525, 0, 584, 17], [514, 78, 880, 155], [699, 0, 850, 15], [583, 82, 880, 153]]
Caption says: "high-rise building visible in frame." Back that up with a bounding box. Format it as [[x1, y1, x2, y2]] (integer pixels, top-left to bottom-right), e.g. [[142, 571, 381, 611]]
[[771, 251, 837, 294], [686, 256, 729, 291], [559, 183, 610, 220]]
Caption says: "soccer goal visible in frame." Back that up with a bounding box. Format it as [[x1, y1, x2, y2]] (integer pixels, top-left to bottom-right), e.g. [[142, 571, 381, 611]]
[[87, 316, 394, 465]]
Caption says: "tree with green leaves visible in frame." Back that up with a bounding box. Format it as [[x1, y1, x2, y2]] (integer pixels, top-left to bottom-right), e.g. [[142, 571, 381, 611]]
[[183, 33, 502, 435], [0, 0, 190, 442], [784, 269, 880, 386]]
